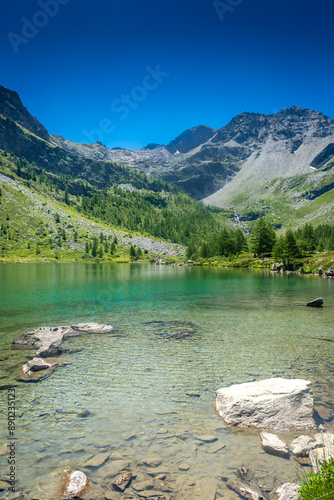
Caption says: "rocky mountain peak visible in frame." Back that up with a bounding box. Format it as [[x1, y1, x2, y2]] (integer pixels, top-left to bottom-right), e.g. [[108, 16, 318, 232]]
[[0, 85, 49, 141], [166, 125, 216, 154]]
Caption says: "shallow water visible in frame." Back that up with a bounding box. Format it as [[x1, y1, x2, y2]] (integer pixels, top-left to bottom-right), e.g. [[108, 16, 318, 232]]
[[0, 264, 333, 499]]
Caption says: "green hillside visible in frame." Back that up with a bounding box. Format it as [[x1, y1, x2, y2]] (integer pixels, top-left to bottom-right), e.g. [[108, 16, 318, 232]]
[[0, 149, 231, 262]]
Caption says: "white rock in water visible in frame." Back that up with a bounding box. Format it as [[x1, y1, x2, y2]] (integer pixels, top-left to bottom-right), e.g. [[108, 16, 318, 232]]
[[71, 323, 113, 333], [290, 435, 317, 457], [215, 378, 316, 432], [276, 483, 300, 500], [65, 470, 88, 499], [260, 432, 289, 457]]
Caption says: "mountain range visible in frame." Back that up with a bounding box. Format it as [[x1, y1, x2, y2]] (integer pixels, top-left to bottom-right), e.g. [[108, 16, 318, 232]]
[[1, 84, 334, 230]]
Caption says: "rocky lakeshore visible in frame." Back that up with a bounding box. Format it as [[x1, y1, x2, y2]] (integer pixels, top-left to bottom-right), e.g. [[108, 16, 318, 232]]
[[5, 326, 334, 500], [12, 323, 114, 381]]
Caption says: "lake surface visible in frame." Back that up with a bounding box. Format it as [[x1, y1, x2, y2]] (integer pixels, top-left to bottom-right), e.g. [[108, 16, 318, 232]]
[[0, 264, 333, 499]]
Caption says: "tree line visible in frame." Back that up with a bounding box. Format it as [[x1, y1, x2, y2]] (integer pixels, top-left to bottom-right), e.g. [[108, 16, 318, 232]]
[[186, 218, 334, 265]]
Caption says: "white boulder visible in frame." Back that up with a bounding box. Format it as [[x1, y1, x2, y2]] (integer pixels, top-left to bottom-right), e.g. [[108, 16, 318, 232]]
[[276, 483, 300, 500], [215, 378, 316, 432], [260, 432, 289, 458], [64, 470, 88, 499], [290, 435, 317, 457]]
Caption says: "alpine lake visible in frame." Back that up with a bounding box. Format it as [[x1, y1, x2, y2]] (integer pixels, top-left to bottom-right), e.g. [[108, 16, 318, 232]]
[[0, 264, 333, 499]]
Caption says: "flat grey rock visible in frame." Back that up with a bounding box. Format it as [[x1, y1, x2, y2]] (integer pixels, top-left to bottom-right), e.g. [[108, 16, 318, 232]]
[[215, 378, 316, 432], [142, 458, 162, 468], [83, 452, 110, 467], [12, 326, 71, 348], [99, 459, 129, 478], [132, 480, 155, 491], [71, 322, 113, 334]]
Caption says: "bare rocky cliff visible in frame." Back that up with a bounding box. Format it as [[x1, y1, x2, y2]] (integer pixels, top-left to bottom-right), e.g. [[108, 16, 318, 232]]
[[50, 106, 334, 203]]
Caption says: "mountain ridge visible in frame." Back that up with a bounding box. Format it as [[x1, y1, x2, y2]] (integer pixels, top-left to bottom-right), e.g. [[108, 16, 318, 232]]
[[0, 84, 333, 230]]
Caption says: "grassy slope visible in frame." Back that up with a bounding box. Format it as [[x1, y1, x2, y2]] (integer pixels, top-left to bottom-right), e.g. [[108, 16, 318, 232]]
[[0, 155, 184, 263], [237, 169, 334, 234]]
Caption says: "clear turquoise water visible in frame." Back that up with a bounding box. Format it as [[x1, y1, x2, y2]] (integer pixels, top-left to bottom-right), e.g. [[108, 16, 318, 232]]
[[0, 264, 333, 499]]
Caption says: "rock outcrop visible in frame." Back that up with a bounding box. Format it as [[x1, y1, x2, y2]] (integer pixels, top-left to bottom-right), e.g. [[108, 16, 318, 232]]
[[13, 323, 113, 349], [13, 323, 113, 382], [215, 378, 316, 432], [12, 326, 71, 349]]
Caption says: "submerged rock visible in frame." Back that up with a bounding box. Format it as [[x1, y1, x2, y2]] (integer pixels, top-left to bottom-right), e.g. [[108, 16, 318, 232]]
[[113, 471, 132, 492], [142, 458, 162, 468], [215, 378, 316, 432], [195, 434, 218, 443], [144, 320, 199, 340], [237, 466, 250, 479], [260, 432, 289, 458], [98, 459, 129, 479], [83, 451, 110, 467], [132, 480, 155, 491], [226, 479, 264, 499], [275, 483, 300, 500]]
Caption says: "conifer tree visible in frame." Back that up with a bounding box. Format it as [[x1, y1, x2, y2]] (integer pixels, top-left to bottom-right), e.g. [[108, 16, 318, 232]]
[[250, 218, 276, 255], [91, 238, 98, 257], [129, 244, 136, 259]]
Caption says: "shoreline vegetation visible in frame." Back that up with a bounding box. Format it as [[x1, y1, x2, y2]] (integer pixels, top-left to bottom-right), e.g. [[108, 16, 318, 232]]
[[1, 250, 333, 273]]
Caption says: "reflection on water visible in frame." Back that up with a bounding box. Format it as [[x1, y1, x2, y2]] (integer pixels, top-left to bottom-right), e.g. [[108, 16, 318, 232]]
[[0, 264, 333, 499]]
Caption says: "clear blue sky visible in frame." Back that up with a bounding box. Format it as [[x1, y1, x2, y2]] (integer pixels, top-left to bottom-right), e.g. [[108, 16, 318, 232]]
[[1, 0, 333, 149]]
